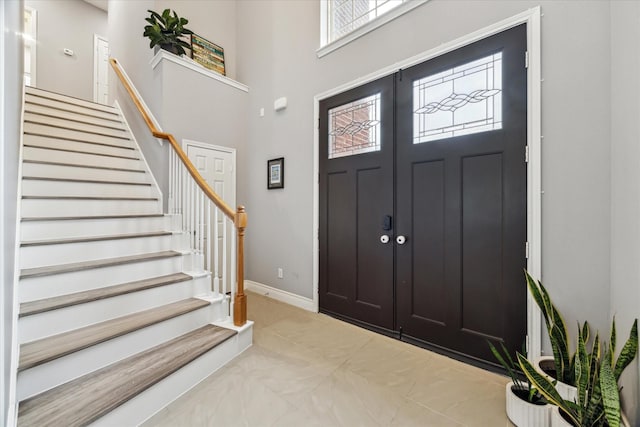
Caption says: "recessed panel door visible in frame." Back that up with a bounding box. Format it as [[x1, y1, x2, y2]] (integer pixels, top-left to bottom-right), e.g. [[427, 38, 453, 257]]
[[395, 25, 528, 361], [319, 75, 395, 331]]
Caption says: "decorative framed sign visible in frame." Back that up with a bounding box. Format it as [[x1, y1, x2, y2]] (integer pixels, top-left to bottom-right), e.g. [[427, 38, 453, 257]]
[[267, 158, 284, 189], [190, 33, 225, 76]]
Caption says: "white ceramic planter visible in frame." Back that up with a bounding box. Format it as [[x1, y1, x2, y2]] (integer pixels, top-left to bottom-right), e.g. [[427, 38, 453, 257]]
[[505, 382, 551, 427], [550, 406, 573, 427], [535, 356, 578, 402]]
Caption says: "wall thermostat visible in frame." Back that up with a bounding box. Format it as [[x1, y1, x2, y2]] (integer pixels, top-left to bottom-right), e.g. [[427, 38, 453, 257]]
[[274, 97, 287, 111]]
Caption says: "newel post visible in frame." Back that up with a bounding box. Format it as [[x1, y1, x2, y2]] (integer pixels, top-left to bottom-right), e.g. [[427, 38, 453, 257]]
[[233, 206, 248, 326]]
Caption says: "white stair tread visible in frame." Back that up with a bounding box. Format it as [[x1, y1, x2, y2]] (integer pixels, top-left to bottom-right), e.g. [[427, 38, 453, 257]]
[[21, 214, 165, 222], [25, 86, 119, 115], [18, 298, 211, 371], [20, 250, 182, 279], [23, 159, 145, 173], [24, 102, 127, 130], [17, 324, 236, 427], [24, 112, 129, 139], [22, 176, 151, 186], [19, 273, 192, 317], [21, 231, 172, 247], [22, 144, 140, 160]]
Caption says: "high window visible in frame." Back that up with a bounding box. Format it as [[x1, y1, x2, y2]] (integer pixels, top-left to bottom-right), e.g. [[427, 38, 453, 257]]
[[319, 0, 428, 56]]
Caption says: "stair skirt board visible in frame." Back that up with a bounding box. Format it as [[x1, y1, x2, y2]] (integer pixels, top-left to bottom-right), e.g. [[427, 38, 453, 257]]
[[18, 276, 211, 343], [20, 215, 170, 241], [17, 324, 250, 427], [17, 299, 224, 401], [19, 233, 173, 269]]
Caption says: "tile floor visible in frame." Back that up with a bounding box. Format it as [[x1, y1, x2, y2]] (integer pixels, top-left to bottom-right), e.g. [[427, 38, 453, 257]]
[[145, 291, 512, 427]]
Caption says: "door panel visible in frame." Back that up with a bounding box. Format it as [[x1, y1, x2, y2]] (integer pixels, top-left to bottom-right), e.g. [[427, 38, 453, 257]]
[[396, 24, 527, 361], [319, 76, 395, 331]]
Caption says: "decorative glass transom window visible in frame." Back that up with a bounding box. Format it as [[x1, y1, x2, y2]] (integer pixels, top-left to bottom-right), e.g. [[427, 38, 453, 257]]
[[328, 0, 405, 42], [413, 52, 503, 143], [328, 93, 381, 159]]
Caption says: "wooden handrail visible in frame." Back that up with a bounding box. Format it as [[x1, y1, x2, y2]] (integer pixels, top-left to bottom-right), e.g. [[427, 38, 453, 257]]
[[109, 58, 235, 220], [110, 57, 247, 326]]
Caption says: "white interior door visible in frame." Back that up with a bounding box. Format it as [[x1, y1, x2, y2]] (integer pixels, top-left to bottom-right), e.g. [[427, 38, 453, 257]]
[[184, 141, 236, 293], [93, 35, 109, 104]]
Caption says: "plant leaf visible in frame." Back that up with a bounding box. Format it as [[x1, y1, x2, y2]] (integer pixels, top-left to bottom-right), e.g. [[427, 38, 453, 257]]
[[614, 319, 638, 380], [600, 352, 620, 427]]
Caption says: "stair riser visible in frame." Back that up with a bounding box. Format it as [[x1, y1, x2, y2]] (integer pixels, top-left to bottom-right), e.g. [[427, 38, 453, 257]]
[[21, 198, 160, 217], [26, 88, 118, 115], [21, 216, 172, 241], [23, 146, 143, 170], [19, 256, 184, 302], [21, 179, 153, 199], [24, 133, 137, 158], [19, 235, 173, 269], [19, 276, 210, 343], [24, 123, 132, 149], [24, 112, 129, 139], [24, 96, 120, 122], [17, 304, 217, 401], [22, 162, 149, 183], [94, 328, 251, 427], [24, 103, 127, 130]]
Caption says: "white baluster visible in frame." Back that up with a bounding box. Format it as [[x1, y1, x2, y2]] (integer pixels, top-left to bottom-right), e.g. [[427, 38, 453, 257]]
[[213, 207, 220, 296], [230, 217, 237, 318], [222, 212, 228, 301], [207, 202, 214, 294]]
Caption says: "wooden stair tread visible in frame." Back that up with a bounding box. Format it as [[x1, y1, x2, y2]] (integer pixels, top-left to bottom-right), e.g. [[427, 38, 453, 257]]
[[19, 273, 192, 317], [22, 176, 152, 186], [23, 143, 140, 160], [21, 231, 172, 247], [21, 214, 165, 222], [18, 324, 236, 426], [22, 195, 157, 201], [18, 298, 211, 371], [23, 159, 145, 173], [20, 250, 181, 279]]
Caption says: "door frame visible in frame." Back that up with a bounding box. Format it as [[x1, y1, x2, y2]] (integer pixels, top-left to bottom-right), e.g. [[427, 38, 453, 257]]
[[182, 139, 237, 209], [312, 7, 543, 358], [93, 34, 108, 104]]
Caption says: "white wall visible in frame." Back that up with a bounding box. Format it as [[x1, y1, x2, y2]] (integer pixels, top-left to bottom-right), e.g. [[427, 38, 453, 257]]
[[610, 1, 640, 424], [155, 0, 237, 80], [1, 0, 23, 424], [25, 0, 107, 101]]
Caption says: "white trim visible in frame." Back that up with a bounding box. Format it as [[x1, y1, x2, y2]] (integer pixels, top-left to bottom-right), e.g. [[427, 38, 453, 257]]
[[23, 6, 37, 87], [110, 57, 165, 146], [93, 34, 108, 104], [317, 0, 430, 58], [312, 6, 542, 359], [245, 280, 316, 312], [181, 140, 237, 209], [150, 50, 249, 93]]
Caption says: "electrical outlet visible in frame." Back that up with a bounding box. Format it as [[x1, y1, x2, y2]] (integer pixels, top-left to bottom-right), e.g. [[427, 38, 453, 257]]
[[277, 268, 283, 279]]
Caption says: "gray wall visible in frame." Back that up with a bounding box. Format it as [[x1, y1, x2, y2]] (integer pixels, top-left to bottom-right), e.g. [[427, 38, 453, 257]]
[[610, 1, 640, 424], [26, 0, 107, 101], [156, 0, 237, 80], [1, 1, 23, 425]]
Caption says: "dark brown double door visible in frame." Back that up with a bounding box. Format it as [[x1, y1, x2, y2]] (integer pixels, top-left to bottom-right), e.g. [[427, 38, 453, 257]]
[[319, 25, 527, 365]]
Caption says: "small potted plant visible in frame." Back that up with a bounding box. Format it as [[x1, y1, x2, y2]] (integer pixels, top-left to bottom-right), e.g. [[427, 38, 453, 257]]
[[518, 318, 638, 427], [143, 9, 193, 56], [488, 340, 550, 426]]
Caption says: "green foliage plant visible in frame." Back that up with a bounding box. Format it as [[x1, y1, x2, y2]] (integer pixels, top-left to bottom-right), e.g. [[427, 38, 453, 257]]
[[143, 9, 193, 56], [488, 340, 546, 404], [518, 319, 638, 427]]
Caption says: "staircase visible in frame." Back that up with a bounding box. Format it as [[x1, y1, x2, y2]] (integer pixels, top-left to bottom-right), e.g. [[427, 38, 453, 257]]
[[13, 86, 252, 426]]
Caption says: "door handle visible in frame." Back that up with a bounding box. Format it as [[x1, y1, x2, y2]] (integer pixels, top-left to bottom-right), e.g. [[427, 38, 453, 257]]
[[380, 235, 390, 244], [396, 235, 407, 245]]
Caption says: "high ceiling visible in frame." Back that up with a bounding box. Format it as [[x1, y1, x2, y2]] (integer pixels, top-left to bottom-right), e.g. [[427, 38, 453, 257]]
[[83, 0, 108, 12]]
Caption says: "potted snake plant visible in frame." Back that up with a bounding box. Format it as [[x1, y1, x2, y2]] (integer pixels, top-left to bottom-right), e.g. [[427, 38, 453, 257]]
[[519, 318, 638, 427], [488, 340, 550, 426], [525, 271, 579, 400], [143, 9, 193, 56]]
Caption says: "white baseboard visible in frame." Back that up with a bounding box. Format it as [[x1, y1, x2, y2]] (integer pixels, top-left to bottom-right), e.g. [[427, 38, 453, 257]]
[[244, 280, 315, 312]]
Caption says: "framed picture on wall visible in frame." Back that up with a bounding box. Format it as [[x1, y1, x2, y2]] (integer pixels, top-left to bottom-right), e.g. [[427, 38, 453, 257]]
[[190, 33, 225, 76], [267, 158, 284, 189]]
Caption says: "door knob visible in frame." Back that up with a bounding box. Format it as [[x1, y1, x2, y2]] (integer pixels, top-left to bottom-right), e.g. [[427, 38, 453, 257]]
[[396, 235, 407, 245], [380, 235, 390, 244]]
